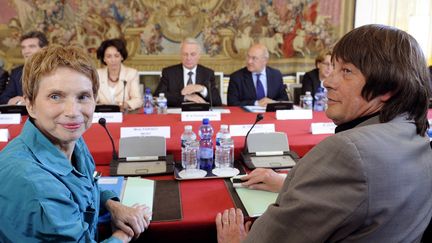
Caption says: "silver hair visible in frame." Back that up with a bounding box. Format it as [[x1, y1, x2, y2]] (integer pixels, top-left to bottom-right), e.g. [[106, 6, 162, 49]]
[[180, 38, 202, 53]]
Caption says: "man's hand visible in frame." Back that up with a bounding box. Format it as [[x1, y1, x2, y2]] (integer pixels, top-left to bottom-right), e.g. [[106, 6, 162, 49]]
[[106, 200, 151, 239], [184, 94, 206, 103], [216, 208, 251, 243], [241, 168, 286, 192], [257, 97, 275, 107], [7, 96, 24, 105], [181, 84, 205, 95]]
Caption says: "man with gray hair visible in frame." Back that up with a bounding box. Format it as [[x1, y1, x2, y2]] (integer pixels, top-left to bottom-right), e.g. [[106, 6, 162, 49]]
[[227, 43, 288, 106], [155, 38, 222, 107]]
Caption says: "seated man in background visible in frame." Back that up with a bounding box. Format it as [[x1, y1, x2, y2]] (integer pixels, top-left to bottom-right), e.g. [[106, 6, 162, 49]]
[[216, 24, 432, 242], [0, 31, 48, 105], [227, 43, 288, 106], [301, 49, 333, 104], [154, 38, 222, 107]]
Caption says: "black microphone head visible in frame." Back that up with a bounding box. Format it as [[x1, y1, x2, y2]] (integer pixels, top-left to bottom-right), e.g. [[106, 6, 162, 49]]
[[256, 113, 264, 122], [98, 117, 106, 126]]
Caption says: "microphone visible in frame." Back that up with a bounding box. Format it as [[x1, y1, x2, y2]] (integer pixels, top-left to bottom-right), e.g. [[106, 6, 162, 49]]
[[98, 117, 118, 160], [121, 80, 127, 112], [243, 113, 264, 154]]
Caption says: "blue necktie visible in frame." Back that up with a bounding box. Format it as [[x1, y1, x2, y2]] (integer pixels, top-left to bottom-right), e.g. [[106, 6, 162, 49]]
[[256, 73, 265, 100], [187, 71, 193, 85]]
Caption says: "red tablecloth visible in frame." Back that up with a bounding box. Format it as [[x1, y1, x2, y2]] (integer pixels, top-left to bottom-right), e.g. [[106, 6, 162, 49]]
[[0, 107, 333, 242]]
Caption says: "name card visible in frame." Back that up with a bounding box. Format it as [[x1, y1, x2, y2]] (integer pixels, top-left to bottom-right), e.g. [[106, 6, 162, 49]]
[[229, 124, 275, 137], [181, 111, 221, 121], [311, 122, 336, 134], [0, 114, 21, 124], [121, 126, 171, 138], [276, 109, 313, 120], [0, 129, 9, 142], [92, 112, 123, 123]]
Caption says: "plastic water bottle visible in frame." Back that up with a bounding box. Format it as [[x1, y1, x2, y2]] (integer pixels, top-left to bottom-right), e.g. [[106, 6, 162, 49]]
[[215, 124, 231, 146], [143, 88, 153, 114], [198, 118, 214, 170], [313, 87, 327, 111], [181, 125, 197, 169], [215, 125, 234, 168], [157, 93, 168, 114], [303, 91, 313, 110]]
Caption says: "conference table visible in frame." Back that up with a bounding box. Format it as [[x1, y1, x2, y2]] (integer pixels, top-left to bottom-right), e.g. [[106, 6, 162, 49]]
[[0, 107, 333, 242]]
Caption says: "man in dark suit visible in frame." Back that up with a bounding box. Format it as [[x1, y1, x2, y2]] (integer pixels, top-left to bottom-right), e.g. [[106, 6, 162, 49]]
[[0, 59, 8, 95], [227, 43, 288, 106], [154, 38, 221, 107], [0, 31, 48, 105]]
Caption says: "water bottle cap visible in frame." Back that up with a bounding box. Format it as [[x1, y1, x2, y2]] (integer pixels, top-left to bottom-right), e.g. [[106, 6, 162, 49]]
[[202, 118, 209, 124], [185, 125, 192, 131], [145, 88, 151, 93], [220, 124, 228, 130], [305, 91, 311, 95], [159, 93, 165, 97]]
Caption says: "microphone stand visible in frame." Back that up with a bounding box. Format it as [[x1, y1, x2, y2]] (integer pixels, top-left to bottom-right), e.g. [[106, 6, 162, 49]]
[[121, 80, 127, 113], [98, 118, 118, 161], [242, 113, 264, 154]]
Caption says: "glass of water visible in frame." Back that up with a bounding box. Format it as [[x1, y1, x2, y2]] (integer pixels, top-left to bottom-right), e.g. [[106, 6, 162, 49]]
[[182, 141, 199, 171], [215, 138, 234, 168]]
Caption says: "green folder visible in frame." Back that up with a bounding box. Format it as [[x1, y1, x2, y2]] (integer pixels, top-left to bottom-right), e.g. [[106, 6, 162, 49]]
[[122, 177, 155, 219], [234, 186, 278, 217]]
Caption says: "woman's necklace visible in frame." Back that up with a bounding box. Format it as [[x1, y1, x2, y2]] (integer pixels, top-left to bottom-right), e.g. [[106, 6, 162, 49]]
[[108, 69, 120, 83]]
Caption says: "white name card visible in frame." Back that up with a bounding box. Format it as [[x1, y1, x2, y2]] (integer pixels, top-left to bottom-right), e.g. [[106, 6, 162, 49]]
[[229, 124, 275, 137], [120, 126, 171, 138], [92, 112, 123, 123], [0, 114, 21, 124], [181, 111, 221, 121], [0, 129, 9, 142], [311, 122, 336, 134], [276, 109, 313, 120]]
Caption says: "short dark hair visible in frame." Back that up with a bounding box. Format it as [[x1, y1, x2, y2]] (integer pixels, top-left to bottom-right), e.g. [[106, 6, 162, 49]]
[[96, 38, 128, 65], [20, 31, 49, 48], [333, 24, 430, 135]]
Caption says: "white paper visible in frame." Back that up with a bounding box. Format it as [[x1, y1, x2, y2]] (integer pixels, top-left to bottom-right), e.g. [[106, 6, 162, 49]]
[[92, 112, 123, 123], [311, 122, 336, 134], [0, 129, 9, 142], [229, 124, 275, 137], [120, 126, 171, 138], [276, 109, 313, 120], [181, 111, 221, 121], [98, 177, 119, 184], [243, 106, 266, 113], [0, 114, 21, 124]]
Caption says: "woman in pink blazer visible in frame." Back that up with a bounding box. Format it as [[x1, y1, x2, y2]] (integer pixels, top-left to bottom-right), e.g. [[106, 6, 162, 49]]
[[96, 39, 143, 111]]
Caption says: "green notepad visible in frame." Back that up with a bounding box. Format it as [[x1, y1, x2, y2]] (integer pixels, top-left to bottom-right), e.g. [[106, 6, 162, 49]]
[[235, 187, 278, 217], [122, 177, 155, 219]]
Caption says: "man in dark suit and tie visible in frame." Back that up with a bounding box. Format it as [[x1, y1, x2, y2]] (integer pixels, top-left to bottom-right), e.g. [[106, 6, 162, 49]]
[[227, 43, 288, 106], [0, 31, 48, 105], [154, 38, 222, 107]]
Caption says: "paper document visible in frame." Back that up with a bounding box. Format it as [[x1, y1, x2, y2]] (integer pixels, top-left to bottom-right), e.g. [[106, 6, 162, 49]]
[[98, 176, 125, 199], [232, 178, 278, 217], [122, 177, 155, 219], [243, 106, 266, 113]]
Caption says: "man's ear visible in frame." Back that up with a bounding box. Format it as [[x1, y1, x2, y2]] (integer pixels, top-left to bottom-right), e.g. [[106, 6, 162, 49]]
[[24, 96, 35, 118], [380, 92, 392, 102]]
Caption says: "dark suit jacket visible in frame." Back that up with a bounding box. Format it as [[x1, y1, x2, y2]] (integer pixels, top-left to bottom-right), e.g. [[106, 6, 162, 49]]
[[301, 68, 321, 103], [0, 65, 23, 104], [227, 66, 288, 106], [154, 64, 222, 107], [0, 68, 8, 95]]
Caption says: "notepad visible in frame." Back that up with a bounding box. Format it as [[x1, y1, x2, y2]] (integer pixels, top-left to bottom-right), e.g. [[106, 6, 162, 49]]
[[122, 177, 155, 220], [232, 179, 278, 217], [98, 176, 125, 199]]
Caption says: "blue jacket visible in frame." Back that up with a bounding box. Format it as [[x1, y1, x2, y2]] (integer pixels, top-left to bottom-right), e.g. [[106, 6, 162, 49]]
[[0, 120, 121, 242]]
